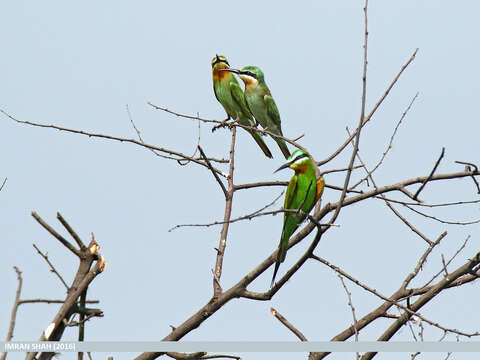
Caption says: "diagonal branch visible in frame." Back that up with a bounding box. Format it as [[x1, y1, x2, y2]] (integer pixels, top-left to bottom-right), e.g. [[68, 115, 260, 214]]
[[32, 244, 69, 290], [0, 177, 6, 192], [270, 307, 308, 341], [361, 251, 480, 360], [318, 47, 419, 166], [56, 212, 86, 251], [413, 147, 445, 200], [32, 211, 81, 257], [198, 146, 228, 199], [0, 109, 227, 177]]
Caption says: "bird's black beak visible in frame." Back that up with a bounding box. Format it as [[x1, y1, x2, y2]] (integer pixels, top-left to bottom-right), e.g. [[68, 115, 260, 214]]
[[219, 68, 241, 74], [274, 161, 292, 173]]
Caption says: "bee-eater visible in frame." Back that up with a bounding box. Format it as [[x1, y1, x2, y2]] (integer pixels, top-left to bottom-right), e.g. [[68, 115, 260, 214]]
[[211, 55, 272, 158], [221, 66, 290, 159], [271, 149, 325, 286]]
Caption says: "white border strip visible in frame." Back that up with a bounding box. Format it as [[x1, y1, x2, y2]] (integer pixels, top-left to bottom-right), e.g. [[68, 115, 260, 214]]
[[2, 341, 480, 353]]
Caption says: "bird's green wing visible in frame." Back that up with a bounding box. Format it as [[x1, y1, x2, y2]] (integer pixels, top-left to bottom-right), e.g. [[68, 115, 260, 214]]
[[264, 95, 282, 129], [230, 81, 253, 119], [213, 82, 220, 103], [284, 174, 298, 209]]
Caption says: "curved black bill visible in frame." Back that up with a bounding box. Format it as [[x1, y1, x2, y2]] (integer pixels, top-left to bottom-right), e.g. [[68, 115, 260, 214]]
[[274, 162, 291, 173], [218, 68, 241, 74]]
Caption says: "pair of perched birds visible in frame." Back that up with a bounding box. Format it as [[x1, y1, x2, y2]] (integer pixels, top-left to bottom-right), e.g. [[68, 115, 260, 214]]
[[211, 55, 325, 286]]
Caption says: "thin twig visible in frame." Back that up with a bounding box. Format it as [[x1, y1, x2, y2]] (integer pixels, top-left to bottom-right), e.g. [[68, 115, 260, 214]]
[[270, 307, 308, 341], [403, 203, 480, 225], [31, 211, 81, 257], [198, 146, 228, 198], [1, 267, 23, 360], [18, 299, 99, 305], [169, 191, 283, 232], [317, 47, 419, 167], [0, 177, 6, 192], [413, 147, 445, 200], [337, 274, 360, 358], [127, 104, 177, 160], [1, 109, 227, 176], [455, 160, 480, 193], [351, 92, 419, 189], [361, 251, 480, 360], [346, 126, 433, 245], [420, 235, 470, 289], [147, 102, 220, 124], [32, 244, 69, 289], [57, 212, 85, 251]]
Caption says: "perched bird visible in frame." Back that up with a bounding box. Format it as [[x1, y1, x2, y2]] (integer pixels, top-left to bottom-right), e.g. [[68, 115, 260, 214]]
[[271, 149, 325, 286], [211, 55, 272, 158], [221, 65, 290, 159]]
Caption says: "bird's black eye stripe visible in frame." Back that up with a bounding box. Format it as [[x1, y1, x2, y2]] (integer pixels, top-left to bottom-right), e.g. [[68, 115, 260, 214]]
[[293, 153, 308, 163]]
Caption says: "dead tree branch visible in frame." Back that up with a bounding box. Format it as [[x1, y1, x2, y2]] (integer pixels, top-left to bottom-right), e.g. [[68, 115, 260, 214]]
[[270, 307, 308, 341], [0, 267, 23, 360], [413, 147, 445, 200]]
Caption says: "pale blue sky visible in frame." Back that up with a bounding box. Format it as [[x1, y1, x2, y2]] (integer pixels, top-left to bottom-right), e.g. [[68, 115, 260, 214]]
[[1, 1, 479, 359]]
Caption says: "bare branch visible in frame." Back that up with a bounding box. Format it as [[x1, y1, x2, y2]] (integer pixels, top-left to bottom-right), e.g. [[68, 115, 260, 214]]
[[18, 299, 99, 305], [127, 104, 180, 161], [0, 109, 227, 176], [270, 307, 308, 341], [413, 147, 445, 201], [31, 211, 81, 257], [147, 102, 220, 124], [32, 244, 69, 290], [26, 255, 106, 360], [317, 47, 419, 166], [166, 352, 207, 360], [420, 235, 470, 289], [401, 232, 446, 289], [198, 146, 228, 199], [168, 192, 283, 232], [337, 275, 360, 347], [361, 251, 480, 360], [1, 267, 23, 360], [403, 203, 480, 225], [346, 126, 432, 245], [351, 92, 419, 189], [0, 177, 6, 192], [56, 212, 85, 251], [455, 160, 480, 193], [213, 128, 236, 296]]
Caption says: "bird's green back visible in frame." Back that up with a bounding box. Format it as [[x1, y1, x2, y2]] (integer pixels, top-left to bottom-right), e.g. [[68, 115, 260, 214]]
[[213, 66, 253, 123], [281, 162, 317, 243]]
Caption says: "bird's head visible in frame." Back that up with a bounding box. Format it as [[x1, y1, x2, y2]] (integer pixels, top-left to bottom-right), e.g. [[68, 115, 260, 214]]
[[275, 149, 311, 174], [211, 54, 230, 69], [219, 65, 264, 88]]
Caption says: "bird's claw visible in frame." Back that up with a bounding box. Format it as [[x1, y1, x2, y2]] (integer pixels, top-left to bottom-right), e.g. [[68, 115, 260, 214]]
[[211, 119, 233, 133]]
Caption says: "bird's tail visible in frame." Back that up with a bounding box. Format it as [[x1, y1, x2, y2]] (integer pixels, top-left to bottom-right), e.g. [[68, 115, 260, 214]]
[[270, 236, 288, 287], [250, 131, 273, 158], [275, 138, 291, 159]]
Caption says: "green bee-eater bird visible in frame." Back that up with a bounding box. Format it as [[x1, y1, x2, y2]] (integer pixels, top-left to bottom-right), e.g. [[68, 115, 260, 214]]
[[211, 55, 272, 158], [271, 149, 325, 286], [221, 65, 290, 159]]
